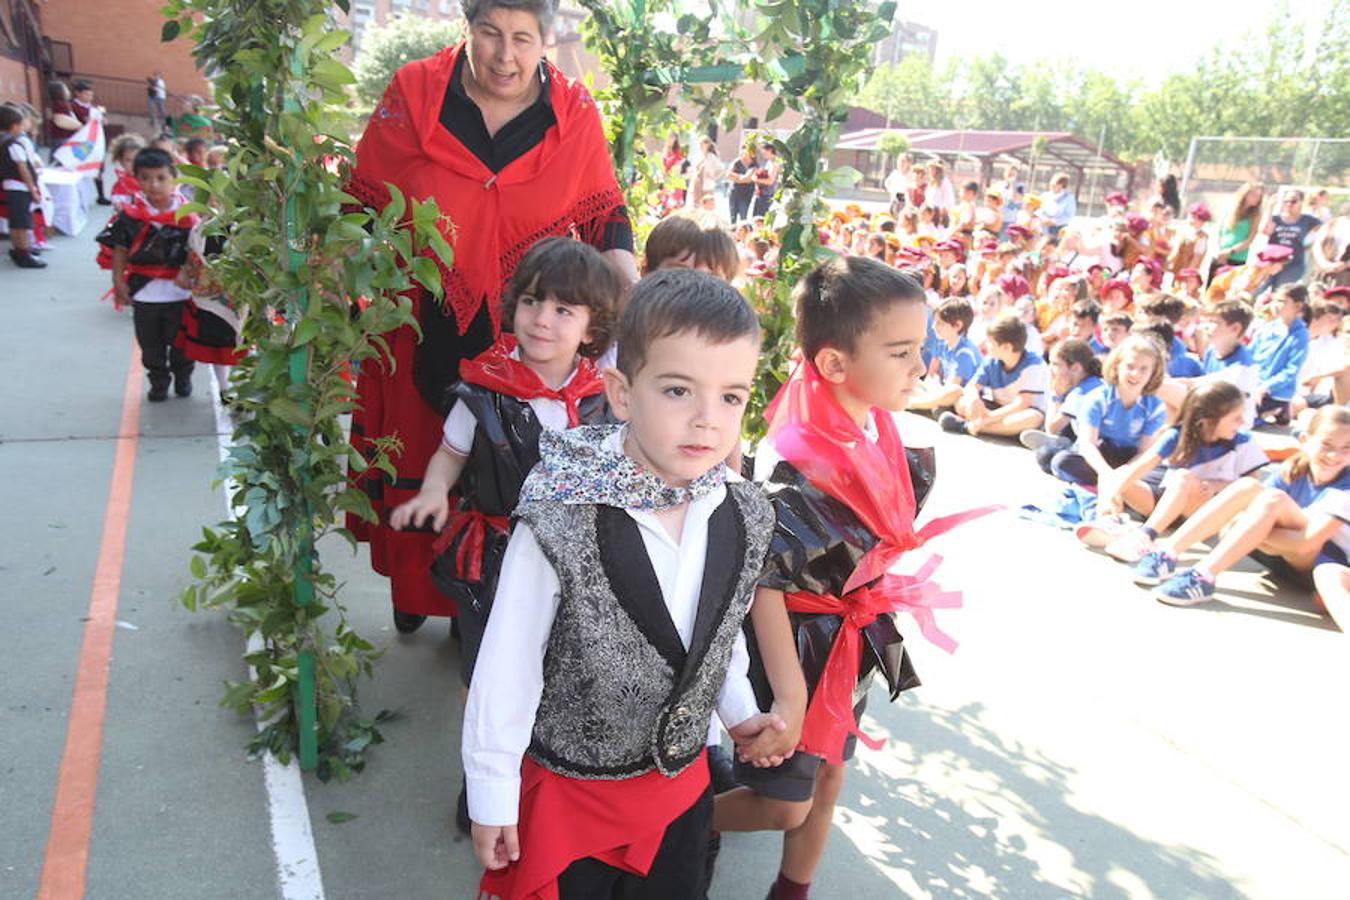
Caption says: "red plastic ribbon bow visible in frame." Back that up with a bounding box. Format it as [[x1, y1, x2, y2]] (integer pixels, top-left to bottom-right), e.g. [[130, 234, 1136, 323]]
[[431, 508, 508, 583]]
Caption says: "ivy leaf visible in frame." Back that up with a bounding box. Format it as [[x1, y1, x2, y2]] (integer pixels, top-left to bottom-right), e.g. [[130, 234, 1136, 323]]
[[326, 811, 358, 825], [161, 19, 181, 42], [764, 97, 785, 122]]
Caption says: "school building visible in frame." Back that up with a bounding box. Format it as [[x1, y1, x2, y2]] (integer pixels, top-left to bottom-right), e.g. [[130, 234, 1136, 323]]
[[0, 0, 209, 132]]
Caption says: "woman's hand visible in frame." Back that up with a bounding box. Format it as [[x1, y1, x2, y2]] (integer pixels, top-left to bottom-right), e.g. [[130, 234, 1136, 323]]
[[471, 823, 520, 870]]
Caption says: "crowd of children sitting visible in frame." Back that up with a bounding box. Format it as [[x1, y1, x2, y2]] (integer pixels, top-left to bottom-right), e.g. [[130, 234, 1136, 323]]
[[706, 166, 1348, 623]]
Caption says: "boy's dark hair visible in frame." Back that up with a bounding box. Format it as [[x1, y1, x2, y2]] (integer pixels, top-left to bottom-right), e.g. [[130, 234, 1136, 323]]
[[642, 211, 740, 281], [986, 314, 1028, 353], [616, 269, 759, 377], [133, 146, 177, 175], [72, 79, 93, 93], [1275, 283, 1308, 305], [1071, 300, 1101, 323], [1133, 320, 1175, 348], [1211, 299, 1253, 332], [1051, 338, 1103, 378], [1141, 294, 1186, 324], [184, 137, 208, 157], [501, 237, 621, 359], [962, 180, 980, 195], [1102, 312, 1133, 331], [794, 255, 925, 360], [935, 297, 974, 334], [0, 104, 23, 132]]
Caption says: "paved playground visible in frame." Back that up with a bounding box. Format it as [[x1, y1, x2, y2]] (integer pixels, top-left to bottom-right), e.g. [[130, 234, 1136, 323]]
[[2, 213, 1348, 900]]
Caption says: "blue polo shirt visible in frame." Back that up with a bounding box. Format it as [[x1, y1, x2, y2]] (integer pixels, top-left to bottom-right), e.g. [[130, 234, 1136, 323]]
[[1250, 317, 1311, 402], [936, 335, 982, 386], [1079, 384, 1167, 449], [1153, 427, 1269, 481], [1169, 336, 1203, 377], [972, 349, 1050, 412], [1058, 374, 1105, 422], [1266, 466, 1350, 555]]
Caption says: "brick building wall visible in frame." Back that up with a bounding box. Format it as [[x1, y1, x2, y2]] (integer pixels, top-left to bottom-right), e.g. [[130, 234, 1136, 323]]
[[38, 0, 208, 102]]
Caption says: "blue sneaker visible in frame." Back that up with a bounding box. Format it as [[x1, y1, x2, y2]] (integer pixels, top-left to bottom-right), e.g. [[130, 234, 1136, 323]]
[[1131, 550, 1177, 586], [1153, 568, 1216, 606]]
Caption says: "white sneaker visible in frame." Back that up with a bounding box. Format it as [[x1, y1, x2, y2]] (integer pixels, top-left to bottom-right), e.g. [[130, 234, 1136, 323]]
[[1104, 528, 1153, 563], [1074, 514, 1133, 549], [1019, 429, 1055, 451]]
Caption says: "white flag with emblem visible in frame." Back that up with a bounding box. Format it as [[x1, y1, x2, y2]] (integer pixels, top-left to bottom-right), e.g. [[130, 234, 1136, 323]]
[[53, 109, 106, 176]]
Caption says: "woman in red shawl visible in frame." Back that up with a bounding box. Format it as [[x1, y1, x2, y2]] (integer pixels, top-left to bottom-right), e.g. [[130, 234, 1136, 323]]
[[347, 0, 638, 634]]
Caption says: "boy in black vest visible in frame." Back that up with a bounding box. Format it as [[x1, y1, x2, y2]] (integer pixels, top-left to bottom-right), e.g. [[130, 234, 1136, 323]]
[[464, 270, 786, 900]]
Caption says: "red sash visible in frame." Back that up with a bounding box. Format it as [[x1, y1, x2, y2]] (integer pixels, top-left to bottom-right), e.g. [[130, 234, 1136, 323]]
[[478, 754, 709, 900], [765, 361, 997, 762]]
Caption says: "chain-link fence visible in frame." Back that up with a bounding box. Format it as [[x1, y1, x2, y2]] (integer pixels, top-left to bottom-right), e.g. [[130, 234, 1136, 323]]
[[1180, 136, 1350, 207]]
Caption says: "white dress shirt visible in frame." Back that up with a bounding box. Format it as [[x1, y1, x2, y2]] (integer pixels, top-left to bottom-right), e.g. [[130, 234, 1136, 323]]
[[463, 432, 761, 827], [440, 348, 579, 454]]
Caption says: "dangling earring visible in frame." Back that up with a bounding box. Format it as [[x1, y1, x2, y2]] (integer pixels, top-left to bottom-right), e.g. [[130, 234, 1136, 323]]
[[539, 60, 546, 83]]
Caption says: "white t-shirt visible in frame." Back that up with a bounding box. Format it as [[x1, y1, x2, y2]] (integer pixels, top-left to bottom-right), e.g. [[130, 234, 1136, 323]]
[[1298, 334, 1343, 394]]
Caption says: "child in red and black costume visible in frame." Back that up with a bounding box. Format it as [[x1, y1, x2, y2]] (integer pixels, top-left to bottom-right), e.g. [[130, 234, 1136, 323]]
[[96, 147, 198, 400], [715, 257, 991, 899], [176, 215, 243, 402]]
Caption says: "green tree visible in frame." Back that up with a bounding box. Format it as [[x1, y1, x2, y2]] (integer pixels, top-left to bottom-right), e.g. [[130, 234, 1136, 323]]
[[877, 131, 910, 170], [856, 55, 954, 128], [353, 13, 462, 109]]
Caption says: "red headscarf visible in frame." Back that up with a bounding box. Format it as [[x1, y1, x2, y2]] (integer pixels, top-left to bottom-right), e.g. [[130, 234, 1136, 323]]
[[347, 43, 626, 335]]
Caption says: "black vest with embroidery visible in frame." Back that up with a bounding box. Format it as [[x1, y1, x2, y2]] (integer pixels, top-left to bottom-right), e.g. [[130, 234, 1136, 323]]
[[518, 482, 773, 780]]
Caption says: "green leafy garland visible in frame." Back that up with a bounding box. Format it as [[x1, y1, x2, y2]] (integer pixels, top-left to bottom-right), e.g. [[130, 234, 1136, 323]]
[[741, 0, 898, 439], [163, 0, 451, 780]]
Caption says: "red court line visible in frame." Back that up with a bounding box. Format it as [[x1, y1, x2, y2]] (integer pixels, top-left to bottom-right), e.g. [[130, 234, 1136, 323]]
[[37, 341, 142, 900]]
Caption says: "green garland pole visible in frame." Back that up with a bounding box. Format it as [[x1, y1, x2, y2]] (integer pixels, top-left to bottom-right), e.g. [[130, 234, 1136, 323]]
[[166, 0, 453, 779]]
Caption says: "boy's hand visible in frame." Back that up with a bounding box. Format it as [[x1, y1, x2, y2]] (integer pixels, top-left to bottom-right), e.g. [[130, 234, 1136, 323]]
[[471, 823, 520, 870], [729, 711, 793, 768], [112, 283, 132, 310], [389, 492, 449, 531]]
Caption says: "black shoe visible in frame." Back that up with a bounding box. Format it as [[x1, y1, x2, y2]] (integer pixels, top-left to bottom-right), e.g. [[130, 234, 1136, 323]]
[[148, 385, 170, 402], [455, 778, 471, 835], [174, 376, 193, 398], [97, 197, 112, 206], [938, 411, 968, 434], [9, 249, 46, 269], [393, 610, 426, 634], [707, 744, 740, 794]]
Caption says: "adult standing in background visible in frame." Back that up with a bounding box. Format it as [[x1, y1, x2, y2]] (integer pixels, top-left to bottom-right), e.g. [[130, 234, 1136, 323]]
[[689, 135, 723, 210], [146, 72, 167, 134], [727, 142, 756, 223], [1212, 181, 1265, 281], [345, 0, 635, 634], [883, 153, 912, 217], [751, 140, 779, 219], [924, 160, 955, 212], [1042, 172, 1076, 240], [1262, 189, 1323, 288], [70, 80, 110, 204], [45, 81, 80, 152]]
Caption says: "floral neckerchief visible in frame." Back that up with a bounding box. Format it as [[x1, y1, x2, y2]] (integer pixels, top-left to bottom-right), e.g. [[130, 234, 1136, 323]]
[[518, 424, 726, 511]]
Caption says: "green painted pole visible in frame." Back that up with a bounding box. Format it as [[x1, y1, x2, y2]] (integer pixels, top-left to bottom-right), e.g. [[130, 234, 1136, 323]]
[[282, 50, 318, 772]]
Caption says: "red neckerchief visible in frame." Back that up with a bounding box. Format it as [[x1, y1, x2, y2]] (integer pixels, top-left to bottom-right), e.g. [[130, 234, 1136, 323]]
[[457, 334, 603, 427], [119, 190, 199, 228], [764, 361, 996, 762], [347, 41, 626, 335], [96, 191, 200, 303]]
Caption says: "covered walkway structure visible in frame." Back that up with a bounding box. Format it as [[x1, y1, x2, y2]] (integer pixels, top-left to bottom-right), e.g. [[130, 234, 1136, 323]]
[[832, 128, 1136, 211]]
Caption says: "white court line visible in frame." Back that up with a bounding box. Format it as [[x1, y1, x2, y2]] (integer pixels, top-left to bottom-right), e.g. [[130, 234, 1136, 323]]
[[210, 369, 327, 900]]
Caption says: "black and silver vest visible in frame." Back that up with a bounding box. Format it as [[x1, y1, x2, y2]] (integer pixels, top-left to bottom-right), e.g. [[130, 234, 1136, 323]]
[[518, 482, 773, 780]]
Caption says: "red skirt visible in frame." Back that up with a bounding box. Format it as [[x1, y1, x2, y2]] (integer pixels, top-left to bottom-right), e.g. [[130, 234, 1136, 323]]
[[348, 321, 457, 617], [175, 298, 245, 365], [479, 754, 710, 900]]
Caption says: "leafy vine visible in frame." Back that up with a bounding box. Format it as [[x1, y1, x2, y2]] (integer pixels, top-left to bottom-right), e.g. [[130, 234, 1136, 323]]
[[162, 0, 451, 780]]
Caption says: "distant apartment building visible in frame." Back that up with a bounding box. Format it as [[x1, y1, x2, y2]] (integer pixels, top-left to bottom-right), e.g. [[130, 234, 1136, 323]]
[[340, 0, 464, 57], [874, 19, 938, 66]]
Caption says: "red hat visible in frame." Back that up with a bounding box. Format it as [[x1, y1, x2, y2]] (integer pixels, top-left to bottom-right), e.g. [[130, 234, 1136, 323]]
[[1105, 191, 1129, 207], [1187, 202, 1212, 222], [1103, 279, 1134, 303], [1125, 213, 1149, 234], [1178, 267, 1202, 282], [1137, 257, 1164, 288], [1257, 244, 1294, 264], [1087, 262, 1109, 274], [896, 247, 928, 266], [1007, 224, 1032, 240], [997, 272, 1030, 300], [1045, 264, 1071, 281], [1324, 285, 1350, 301], [978, 238, 1000, 254], [935, 239, 963, 254]]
